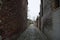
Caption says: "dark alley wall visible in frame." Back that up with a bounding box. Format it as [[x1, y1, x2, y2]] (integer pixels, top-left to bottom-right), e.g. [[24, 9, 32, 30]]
[[52, 8, 60, 40], [36, 0, 60, 40], [0, 0, 28, 40]]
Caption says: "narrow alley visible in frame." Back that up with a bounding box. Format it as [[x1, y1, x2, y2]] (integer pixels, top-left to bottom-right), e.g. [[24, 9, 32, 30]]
[[0, 0, 60, 40], [17, 24, 48, 40]]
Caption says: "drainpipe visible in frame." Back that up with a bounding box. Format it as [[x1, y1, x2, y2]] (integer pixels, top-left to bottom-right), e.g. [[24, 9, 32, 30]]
[[41, 0, 44, 32], [41, 0, 43, 16]]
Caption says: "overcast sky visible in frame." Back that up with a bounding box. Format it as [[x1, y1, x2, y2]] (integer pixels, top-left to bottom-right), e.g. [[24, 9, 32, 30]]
[[27, 0, 41, 21]]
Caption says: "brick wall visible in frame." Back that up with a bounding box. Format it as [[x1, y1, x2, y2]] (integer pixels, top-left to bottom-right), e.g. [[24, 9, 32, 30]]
[[0, 0, 28, 40], [40, 0, 60, 40]]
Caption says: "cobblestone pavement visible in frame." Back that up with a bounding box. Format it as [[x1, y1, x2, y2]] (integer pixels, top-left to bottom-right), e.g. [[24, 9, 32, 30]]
[[17, 24, 48, 40]]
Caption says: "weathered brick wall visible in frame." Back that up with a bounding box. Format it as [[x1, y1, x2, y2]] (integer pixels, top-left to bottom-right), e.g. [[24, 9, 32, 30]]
[[40, 0, 53, 40], [0, 0, 27, 40], [41, 0, 52, 30], [40, 0, 60, 40], [43, 0, 52, 15], [52, 8, 60, 40]]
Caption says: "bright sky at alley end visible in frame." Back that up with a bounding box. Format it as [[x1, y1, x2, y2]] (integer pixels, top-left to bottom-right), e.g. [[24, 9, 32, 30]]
[[27, 0, 41, 21]]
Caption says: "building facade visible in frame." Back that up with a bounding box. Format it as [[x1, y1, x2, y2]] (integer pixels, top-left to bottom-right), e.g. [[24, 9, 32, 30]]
[[0, 0, 28, 40], [38, 0, 60, 40]]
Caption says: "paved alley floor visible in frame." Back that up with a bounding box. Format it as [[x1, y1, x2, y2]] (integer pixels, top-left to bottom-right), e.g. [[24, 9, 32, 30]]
[[17, 24, 48, 40]]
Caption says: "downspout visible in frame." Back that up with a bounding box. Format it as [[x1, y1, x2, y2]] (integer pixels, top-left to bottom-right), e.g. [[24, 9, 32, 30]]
[[41, 0, 43, 16], [41, 0, 44, 32]]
